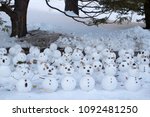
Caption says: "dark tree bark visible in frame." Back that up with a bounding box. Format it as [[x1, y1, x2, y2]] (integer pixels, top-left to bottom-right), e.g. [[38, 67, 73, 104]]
[[65, 0, 79, 15], [144, 0, 150, 29], [11, 0, 29, 37], [0, 0, 29, 37]]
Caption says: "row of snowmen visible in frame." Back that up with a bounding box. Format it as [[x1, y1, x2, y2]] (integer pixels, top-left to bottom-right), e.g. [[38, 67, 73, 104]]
[[0, 43, 149, 93]]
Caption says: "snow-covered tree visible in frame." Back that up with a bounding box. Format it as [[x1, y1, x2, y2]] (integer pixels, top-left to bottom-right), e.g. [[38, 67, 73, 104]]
[[0, 0, 30, 37]]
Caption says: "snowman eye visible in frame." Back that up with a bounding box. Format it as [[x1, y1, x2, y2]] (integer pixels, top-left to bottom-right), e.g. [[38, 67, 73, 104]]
[[89, 67, 92, 69], [77, 66, 79, 68], [83, 67, 85, 69], [65, 67, 67, 69], [51, 68, 54, 70], [142, 52, 144, 54], [94, 65, 97, 67]]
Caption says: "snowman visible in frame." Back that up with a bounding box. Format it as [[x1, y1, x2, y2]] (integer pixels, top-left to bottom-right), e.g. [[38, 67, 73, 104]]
[[117, 60, 130, 87], [41, 65, 59, 92], [101, 63, 118, 91], [92, 61, 104, 83], [79, 64, 95, 91], [26, 46, 40, 71], [0, 55, 12, 90], [125, 63, 142, 91], [136, 50, 149, 63], [60, 64, 76, 91], [37, 52, 48, 64], [0, 55, 11, 77]]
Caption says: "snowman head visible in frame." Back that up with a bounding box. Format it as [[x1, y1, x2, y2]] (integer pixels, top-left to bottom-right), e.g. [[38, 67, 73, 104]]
[[72, 61, 81, 72], [0, 55, 11, 66], [137, 50, 149, 59], [119, 61, 130, 72], [104, 63, 117, 76], [92, 61, 103, 72], [50, 43, 57, 51], [38, 63, 50, 76], [9, 44, 23, 56], [81, 64, 93, 76], [29, 46, 40, 57], [47, 65, 57, 76], [60, 64, 74, 75], [62, 53, 72, 63], [64, 46, 73, 54], [84, 46, 92, 55], [38, 52, 48, 63], [18, 67, 31, 79], [103, 57, 115, 67], [81, 57, 90, 65], [53, 50, 61, 59], [72, 49, 83, 61], [13, 53, 27, 65], [0, 48, 7, 56]]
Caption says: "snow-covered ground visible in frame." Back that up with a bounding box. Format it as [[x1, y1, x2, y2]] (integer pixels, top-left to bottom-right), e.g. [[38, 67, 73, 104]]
[[0, 0, 150, 100]]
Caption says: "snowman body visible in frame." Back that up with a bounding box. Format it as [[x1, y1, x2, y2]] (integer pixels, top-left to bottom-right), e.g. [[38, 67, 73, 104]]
[[101, 75, 118, 91], [16, 78, 32, 92], [80, 75, 95, 91], [125, 76, 142, 91]]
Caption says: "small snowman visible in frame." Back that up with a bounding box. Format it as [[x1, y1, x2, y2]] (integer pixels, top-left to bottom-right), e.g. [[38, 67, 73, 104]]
[[0, 55, 12, 90], [125, 63, 142, 91], [60, 64, 76, 91], [117, 61, 130, 87], [101, 63, 118, 91], [41, 65, 59, 92], [9, 44, 24, 57], [79, 64, 95, 91], [92, 61, 104, 83]]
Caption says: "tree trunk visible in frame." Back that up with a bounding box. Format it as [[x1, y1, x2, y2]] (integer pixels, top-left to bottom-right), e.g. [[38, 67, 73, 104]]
[[144, 0, 150, 29], [65, 0, 79, 15], [11, 0, 29, 37]]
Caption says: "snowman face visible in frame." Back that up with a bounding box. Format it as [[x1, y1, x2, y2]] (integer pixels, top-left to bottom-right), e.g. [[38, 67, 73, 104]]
[[47, 65, 56, 76], [84, 46, 92, 55], [119, 61, 130, 72], [138, 50, 149, 58], [72, 51, 83, 61], [81, 57, 90, 64], [62, 53, 72, 62], [72, 61, 81, 72], [0, 55, 10, 66], [18, 67, 31, 78], [104, 57, 115, 66], [61, 64, 74, 75], [0, 48, 7, 56], [104, 64, 117, 75], [53, 50, 61, 59], [92, 61, 103, 72], [82, 64, 93, 75]]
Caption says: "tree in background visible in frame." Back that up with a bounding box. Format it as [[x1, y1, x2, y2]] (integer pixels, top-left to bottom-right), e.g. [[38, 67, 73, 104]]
[[0, 0, 30, 37], [46, 0, 150, 29], [65, 0, 79, 15]]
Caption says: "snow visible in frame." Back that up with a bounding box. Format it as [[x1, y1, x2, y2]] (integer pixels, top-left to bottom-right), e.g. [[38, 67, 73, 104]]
[[0, 0, 150, 100]]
